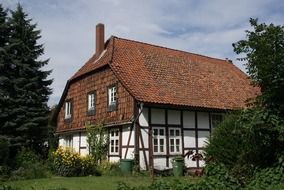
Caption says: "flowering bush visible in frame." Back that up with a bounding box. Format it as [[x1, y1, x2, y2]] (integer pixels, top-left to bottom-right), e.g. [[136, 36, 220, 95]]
[[97, 160, 119, 175], [52, 146, 99, 177]]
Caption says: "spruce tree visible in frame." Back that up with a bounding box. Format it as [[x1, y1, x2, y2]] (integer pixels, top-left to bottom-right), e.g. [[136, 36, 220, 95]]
[[5, 4, 52, 154], [0, 4, 11, 163]]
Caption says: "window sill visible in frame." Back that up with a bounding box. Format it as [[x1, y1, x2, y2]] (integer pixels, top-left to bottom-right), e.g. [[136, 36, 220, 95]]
[[107, 104, 117, 112], [64, 117, 72, 123], [109, 153, 120, 156], [87, 109, 96, 116]]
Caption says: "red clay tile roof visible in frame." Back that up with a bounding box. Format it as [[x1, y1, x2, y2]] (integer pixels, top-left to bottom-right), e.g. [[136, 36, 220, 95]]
[[66, 36, 259, 110], [70, 38, 114, 80]]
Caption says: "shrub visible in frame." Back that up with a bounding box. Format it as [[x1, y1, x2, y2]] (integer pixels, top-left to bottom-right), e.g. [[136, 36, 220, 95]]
[[0, 166, 11, 181], [205, 108, 284, 184], [97, 160, 120, 176], [9, 148, 51, 180], [193, 163, 241, 190], [52, 146, 99, 177], [245, 153, 284, 189], [0, 136, 9, 165]]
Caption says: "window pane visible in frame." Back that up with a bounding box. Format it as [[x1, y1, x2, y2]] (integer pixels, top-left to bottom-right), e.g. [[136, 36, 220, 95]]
[[109, 86, 117, 105], [159, 129, 164, 136], [111, 140, 114, 145], [176, 130, 180, 136], [170, 145, 174, 152], [153, 129, 158, 136], [176, 139, 180, 152], [170, 129, 174, 136], [160, 139, 164, 152], [160, 139, 164, 145], [170, 139, 174, 146], [154, 139, 158, 146], [212, 114, 223, 128], [154, 145, 158, 152], [115, 130, 119, 136], [115, 140, 119, 146], [111, 147, 114, 152], [65, 102, 71, 118], [111, 131, 114, 136], [176, 139, 180, 145], [160, 145, 164, 152], [176, 145, 180, 152], [115, 146, 118, 153]]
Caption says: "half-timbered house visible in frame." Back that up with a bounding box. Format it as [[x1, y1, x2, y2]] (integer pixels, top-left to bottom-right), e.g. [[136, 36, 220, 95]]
[[55, 23, 258, 171]]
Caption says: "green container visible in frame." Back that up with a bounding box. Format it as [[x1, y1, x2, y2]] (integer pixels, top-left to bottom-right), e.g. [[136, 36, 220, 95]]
[[120, 159, 134, 174], [172, 157, 184, 176]]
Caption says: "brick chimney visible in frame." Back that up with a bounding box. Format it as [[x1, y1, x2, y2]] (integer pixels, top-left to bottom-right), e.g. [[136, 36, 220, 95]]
[[96, 23, 105, 56]]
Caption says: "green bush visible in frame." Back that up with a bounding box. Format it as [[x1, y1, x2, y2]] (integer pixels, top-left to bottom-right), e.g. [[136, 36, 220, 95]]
[[0, 166, 11, 181], [97, 160, 120, 176], [205, 108, 284, 184], [0, 136, 9, 165], [193, 163, 241, 190], [9, 148, 51, 180], [52, 146, 99, 177], [245, 154, 284, 189]]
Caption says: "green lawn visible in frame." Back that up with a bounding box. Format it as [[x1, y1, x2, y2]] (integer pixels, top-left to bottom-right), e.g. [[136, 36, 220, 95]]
[[2, 176, 195, 190]]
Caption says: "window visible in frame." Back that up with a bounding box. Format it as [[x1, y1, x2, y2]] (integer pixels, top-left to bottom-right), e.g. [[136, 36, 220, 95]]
[[87, 91, 96, 115], [65, 135, 73, 148], [109, 129, 119, 155], [153, 127, 166, 154], [107, 85, 117, 111], [169, 128, 182, 154], [211, 114, 223, 128], [65, 101, 72, 120]]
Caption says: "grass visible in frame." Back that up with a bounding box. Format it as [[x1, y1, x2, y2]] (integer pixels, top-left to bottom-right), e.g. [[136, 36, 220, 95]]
[[1, 176, 196, 190]]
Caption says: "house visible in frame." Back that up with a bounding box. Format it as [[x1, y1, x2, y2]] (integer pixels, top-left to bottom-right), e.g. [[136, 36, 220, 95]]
[[55, 23, 258, 171]]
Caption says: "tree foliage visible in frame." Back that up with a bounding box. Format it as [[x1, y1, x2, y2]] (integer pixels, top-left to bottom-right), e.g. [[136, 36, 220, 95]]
[[86, 122, 108, 165], [0, 3, 52, 157], [205, 108, 284, 184], [233, 18, 284, 117], [203, 18, 284, 188]]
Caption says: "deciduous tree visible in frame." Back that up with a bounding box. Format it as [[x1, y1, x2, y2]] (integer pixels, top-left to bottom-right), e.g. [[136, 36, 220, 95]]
[[233, 18, 284, 117]]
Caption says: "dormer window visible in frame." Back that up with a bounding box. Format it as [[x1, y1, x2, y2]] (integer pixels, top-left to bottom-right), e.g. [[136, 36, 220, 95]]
[[87, 91, 96, 115], [64, 101, 72, 120], [107, 85, 117, 111]]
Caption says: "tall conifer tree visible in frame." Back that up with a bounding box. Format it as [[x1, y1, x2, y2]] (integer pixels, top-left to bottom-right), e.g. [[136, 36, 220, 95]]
[[4, 4, 52, 154], [0, 4, 11, 163]]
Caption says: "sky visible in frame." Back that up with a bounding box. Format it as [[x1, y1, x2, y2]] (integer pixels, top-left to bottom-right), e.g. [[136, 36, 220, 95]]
[[2, 0, 284, 106]]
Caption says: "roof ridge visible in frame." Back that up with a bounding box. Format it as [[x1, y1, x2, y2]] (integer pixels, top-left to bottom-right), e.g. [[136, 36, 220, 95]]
[[112, 36, 229, 63]]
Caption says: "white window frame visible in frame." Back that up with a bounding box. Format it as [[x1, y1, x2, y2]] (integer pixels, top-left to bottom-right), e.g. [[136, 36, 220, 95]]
[[108, 86, 117, 106], [65, 101, 72, 119], [88, 92, 96, 111], [211, 114, 223, 128], [169, 128, 182, 154], [109, 129, 119, 155], [153, 127, 166, 155]]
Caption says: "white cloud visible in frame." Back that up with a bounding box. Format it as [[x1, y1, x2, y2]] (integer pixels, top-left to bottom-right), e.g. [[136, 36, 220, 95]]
[[1, 0, 283, 106]]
